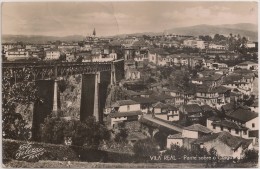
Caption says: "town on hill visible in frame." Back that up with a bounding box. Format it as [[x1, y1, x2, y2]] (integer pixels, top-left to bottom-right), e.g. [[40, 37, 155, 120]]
[[2, 1, 258, 168]]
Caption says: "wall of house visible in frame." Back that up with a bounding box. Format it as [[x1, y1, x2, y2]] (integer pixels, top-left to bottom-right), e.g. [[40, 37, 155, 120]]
[[168, 114, 179, 121], [155, 114, 168, 121], [110, 116, 127, 127], [182, 129, 198, 139], [45, 51, 60, 60], [6, 51, 30, 60], [167, 138, 183, 149], [207, 119, 249, 138], [154, 108, 162, 114], [148, 53, 157, 64], [203, 140, 235, 158], [118, 104, 141, 112], [158, 57, 167, 66], [168, 116, 179, 121], [249, 106, 258, 113], [246, 117, 258, 130]]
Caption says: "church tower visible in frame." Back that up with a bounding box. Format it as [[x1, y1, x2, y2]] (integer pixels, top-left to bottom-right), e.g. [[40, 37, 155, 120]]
[[93, 28, 96, 37]]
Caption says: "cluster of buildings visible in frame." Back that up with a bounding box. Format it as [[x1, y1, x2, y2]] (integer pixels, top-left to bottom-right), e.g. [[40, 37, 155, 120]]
[[2, 31, 258, 159], [101, 35, 258, 159]]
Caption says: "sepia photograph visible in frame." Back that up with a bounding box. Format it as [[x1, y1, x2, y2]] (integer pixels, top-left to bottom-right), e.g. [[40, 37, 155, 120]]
[[1, 1, 259, 168]]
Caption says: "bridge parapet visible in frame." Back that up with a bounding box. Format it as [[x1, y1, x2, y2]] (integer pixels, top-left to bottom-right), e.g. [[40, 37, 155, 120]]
[[2, 61, 114, 82]]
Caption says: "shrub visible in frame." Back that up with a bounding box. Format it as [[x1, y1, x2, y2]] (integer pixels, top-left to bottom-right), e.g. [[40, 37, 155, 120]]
[[3, 139, 79, 162], [2, 139, 20, 160], [133, 138, 159, 157], [3, 139, 137, 163], [243, 149, 259, 163], [114, 123, 128, 143], [40, 116, 67, 144], [40, 116, 111, 148], [2, 113, 31, 141]]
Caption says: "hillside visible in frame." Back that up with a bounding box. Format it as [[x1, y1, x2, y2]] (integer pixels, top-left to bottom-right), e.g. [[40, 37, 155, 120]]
[[2, 23, 258, 43], [164, 23, 258, 41], [2, 34, 85, 44]]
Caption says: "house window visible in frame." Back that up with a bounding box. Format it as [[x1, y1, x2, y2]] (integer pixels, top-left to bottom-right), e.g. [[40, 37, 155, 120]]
[[127, 105, 130, 111], [220, 126, 223, 131], [252, 123, 255, 128], [213, 125, 216, 129], [235, 129, 239, 134], [243, 130, 247, 135], [228, 128, 231, 132]]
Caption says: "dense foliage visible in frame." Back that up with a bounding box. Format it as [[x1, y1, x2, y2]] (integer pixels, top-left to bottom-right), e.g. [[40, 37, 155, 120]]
[[2, 69, 39, 140], [242, 149, 259, 163], [133, 138, 159, 157], [40, 116, 111, 148], [114, 123, 128, 143]]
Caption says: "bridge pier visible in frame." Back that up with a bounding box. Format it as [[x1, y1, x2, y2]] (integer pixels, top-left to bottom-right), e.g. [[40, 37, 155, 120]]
[[110, 63, 116, 85], [52, 79, 61, 117], [93, 73, 100, 121], [80, 71, 111, 123], [32, 80, 61, 141], [80, 74, 96, 122]]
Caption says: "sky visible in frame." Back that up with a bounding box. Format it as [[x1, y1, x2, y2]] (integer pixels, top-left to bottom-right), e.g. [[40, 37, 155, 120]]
[[2, 1, 258, 37]]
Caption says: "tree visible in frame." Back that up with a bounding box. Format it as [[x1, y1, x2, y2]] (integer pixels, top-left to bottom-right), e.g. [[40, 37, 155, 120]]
[[3, 113, 31, 140], [59, 53, 66, 62], [40, 116, 111, 148], [215, 54, 221, 62], [133, 138, 159, 157], [2, 70, 39, 140], [58, 79, 68, 93], [78, 41, 85, 47], [169, 70, 192, 93], [114, 128, 128, 143], [76, 56, 83, 62], [199, 35, 212, 42], [243, 149, 258, 163]]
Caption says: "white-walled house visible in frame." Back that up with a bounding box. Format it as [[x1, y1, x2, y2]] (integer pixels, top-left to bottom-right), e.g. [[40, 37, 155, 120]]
[[152, 102, 180, 122], [45, 50, 61, 60], [183, 39, 206, 49], [249, 101, 258, 113], [206, 116, 250, 139], [111, 100, 141, 113], [225, 107, 258, 131], [192, 131, 253, 159], [125, 69, 141, 80], [108, 100, 142, 127], [108, 111, 142, 128], [167, 124, 212, 149], [6, 48, 30, 61], [236, 61, 258, 71], [246, 41, 256, 48]]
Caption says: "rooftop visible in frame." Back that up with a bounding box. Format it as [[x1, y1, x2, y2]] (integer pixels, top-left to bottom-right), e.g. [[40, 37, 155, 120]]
[[131, 97, 158, 104], [184, 124, 212, 134], [211, 119, 248, 130], [237, 61, 258, 66], [182, 104, 202, 114], [226, 107, 258, 122], [152, 102, 167, 109], [192, 131, 253, 150], [108, 111, 142, 118], [111, 100, 139, 107], [168, 133, 182, 139]]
